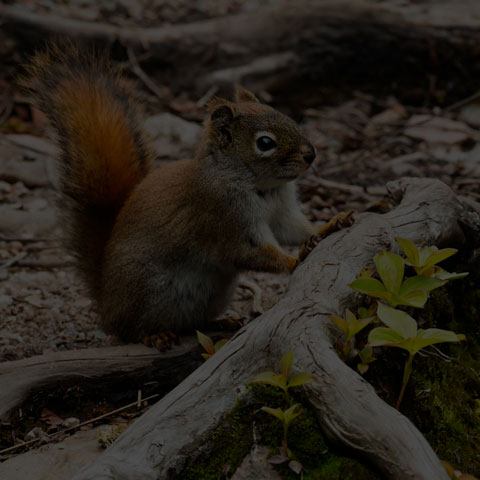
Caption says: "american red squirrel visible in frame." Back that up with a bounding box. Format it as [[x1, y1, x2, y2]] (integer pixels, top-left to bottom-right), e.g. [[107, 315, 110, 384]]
[[22, 45, 318, 342]]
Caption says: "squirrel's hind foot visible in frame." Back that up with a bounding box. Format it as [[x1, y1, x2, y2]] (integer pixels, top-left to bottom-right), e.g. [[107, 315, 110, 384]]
[[143, 330, 180, 351]]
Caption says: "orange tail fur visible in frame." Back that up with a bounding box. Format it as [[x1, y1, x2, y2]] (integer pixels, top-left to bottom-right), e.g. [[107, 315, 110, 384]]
[[21, 43, 154, 294]]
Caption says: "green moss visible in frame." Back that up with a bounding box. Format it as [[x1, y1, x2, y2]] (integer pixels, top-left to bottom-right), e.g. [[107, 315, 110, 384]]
[[407, 274, 480, 474], [365, 267, 480, 476], [181, 383, 381, 479], [181, 266, 480, 479], [268, 405, 380, 480], [182, 395, 255, 480]]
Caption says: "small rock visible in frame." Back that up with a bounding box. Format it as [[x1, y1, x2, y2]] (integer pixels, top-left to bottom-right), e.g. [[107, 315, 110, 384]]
[[90, 330, 107, 340], [63, 417, 80, 429], [459, 103, 480, 128], [25, 427, 45, 441], [24, 295, 43, 308], [74, 297, 92, 310], [145, 113, 201, 157], [404, 115, 471, 145]]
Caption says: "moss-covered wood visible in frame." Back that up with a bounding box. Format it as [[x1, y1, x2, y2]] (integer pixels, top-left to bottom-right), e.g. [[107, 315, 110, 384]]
[[182, 383, 381, 479]]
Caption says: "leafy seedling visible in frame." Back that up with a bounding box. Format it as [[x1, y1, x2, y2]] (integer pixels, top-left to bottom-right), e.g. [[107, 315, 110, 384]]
[[396, 237, 468, 280], [252, 351, 316, 406], [196, 330, 228, 360], [262, 403, 305, 475], [350, 251, 445, 308], [357, 346, 376, 374], [330, 309, 374, 360], [368, 303, 465, 409]]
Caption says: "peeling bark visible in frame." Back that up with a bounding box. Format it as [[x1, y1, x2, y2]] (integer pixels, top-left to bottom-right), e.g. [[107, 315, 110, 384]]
[[71, 178, 480, 480]]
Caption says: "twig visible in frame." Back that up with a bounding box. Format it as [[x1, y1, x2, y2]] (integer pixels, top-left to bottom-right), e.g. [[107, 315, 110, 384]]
[[127, 47, 168, 101], [0, 393, 160, 455], [196, 85, 219, 108], [16, 259, 73, 269], [0, 236, 56, 243], [313, 177, 387, 196], [0, 252, 28, 269], [445, 90, 480, 113]]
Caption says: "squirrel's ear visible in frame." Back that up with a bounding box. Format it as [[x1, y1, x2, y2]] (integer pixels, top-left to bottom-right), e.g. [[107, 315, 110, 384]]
[[234, 85, 259, 103], [208, 100, 236, 148]]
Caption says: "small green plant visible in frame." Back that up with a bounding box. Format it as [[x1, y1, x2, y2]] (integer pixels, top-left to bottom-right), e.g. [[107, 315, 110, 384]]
[[252, 351, 316, 475], [252, 350, 316, 406], [357, 346, 375, 374], [97, 424, 128, 448], [329, 309, 373, 361], [261, 403, 305, 474], [196, 331, 228, 360], [349, 251, 445, 308], [368, 303, 465, 409], [331, 238, 468, 408], [396, 237, 468, 280]]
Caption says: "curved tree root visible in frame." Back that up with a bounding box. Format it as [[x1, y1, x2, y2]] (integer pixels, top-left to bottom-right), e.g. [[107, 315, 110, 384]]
[[74, 178, 480, 480]]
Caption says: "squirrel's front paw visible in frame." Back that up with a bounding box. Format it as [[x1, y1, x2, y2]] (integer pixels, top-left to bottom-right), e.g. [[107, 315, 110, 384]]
[[317, 210, 354, 237], [299, 211, 354, 262]]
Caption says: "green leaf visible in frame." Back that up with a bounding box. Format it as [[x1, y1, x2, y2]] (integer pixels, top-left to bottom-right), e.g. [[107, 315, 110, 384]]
[[349, 316, 374, 339], [357, 363, 369, 374], [411, 328, 465, 353], [418, 246, 437, 266], [261, 406, 285, 422], [357, 307, 370, 318], [416, 265, 437, 277], [396, 237, 419, 266], [283, 404, 304, 424], [252, 372, 287, 391], [197, 330, 215, 355], [374, 251, 405, 294], [349, 278, 387, 294], [329, 315, 348, 336], [358, 346, 375, 363], [368, 327, 405, 347], [399, 275, 446, 294], [280, 351, 293, 379], [376, 303, 417, 338], [424, 248, 457, 268], [433, 268, 469, 281], [288, 372, 315, 388], [214, 339, 228, 352], [391, 289, 427, 308]]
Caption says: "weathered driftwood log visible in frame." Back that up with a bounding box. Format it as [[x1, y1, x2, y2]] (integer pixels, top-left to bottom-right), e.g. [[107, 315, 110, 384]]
[[71, 178, 480, 480], [3, 1, 480, 101], [0, 339, 204, 421]]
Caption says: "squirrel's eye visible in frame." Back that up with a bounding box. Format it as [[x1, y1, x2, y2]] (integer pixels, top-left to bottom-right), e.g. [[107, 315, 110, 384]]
[[256, 136, 277, 152]]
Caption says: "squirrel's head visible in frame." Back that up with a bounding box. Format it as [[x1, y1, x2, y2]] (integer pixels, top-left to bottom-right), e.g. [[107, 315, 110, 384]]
[[206, 86, 316, 189]]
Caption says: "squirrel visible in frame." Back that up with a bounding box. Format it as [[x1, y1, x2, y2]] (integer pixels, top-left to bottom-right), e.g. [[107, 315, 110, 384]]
[[21, 44, 318, 343]]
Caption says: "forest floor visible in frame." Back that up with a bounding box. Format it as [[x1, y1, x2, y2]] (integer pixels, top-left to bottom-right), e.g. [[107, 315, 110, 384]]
[[1, 53, 479, 361], [1, 0, 480, 478]]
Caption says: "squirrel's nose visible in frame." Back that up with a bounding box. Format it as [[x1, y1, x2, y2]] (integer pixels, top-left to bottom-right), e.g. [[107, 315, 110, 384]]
[[301, 144, 316, 165]]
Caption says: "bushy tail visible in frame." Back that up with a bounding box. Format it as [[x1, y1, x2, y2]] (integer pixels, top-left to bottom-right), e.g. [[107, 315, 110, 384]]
[[21, 43, 154, 295]]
